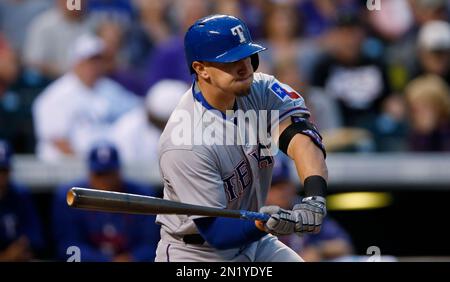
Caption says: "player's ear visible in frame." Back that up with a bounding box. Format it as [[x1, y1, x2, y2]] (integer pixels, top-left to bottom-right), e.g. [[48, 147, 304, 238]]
[[192, 61, 209, 80]]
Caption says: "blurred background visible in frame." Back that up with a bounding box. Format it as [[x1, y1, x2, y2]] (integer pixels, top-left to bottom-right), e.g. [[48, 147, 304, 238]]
[[1, 0, 450, 261]]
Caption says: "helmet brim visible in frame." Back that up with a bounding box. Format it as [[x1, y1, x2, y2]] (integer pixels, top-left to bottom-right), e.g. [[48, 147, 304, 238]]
[[207, 42, 267, 63]]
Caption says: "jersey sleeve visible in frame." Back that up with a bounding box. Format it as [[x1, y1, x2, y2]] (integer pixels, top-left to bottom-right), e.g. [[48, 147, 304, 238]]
[[259, 74, 311, 122], [159, 149, 227, 217]]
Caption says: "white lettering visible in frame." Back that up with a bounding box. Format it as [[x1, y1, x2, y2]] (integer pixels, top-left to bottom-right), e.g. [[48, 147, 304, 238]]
[[231, 25, 246, 43], [66, 0, 81, 11], [366, 0, 381, 11]]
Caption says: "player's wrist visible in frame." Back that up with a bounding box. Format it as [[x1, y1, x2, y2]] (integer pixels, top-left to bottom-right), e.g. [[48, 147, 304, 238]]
[[302, 196, 326, 205], [303, 175, 327, 198]]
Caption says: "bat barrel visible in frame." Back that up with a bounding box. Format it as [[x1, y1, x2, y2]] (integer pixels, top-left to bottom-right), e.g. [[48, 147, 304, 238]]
[[68, 187, 156, 214], [67, 187, 248, 219]]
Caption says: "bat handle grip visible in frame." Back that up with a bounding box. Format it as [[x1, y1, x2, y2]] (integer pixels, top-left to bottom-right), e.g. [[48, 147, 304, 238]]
[[240, 210, 270, 221]]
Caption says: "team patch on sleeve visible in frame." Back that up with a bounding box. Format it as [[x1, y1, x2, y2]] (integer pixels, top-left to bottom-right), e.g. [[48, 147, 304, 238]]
[[269, 81, 303, 101]]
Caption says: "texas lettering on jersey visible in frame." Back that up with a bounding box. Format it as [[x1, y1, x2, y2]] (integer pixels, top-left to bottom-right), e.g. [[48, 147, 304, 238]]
[[223, 144, 274, 202], [223, 158, 253, 202]]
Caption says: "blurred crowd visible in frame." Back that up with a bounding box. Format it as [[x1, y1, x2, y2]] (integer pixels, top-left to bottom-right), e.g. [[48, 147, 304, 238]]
[[1, 140, 161, 261], [1, 139, 353, 261], [1, 0, 450, 261], [1, 0, 450, 159]]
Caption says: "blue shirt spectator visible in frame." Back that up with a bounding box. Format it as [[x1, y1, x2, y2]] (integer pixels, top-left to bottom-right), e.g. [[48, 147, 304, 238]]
[[52, 143, 160, 262], [0, 140, 44, 261]]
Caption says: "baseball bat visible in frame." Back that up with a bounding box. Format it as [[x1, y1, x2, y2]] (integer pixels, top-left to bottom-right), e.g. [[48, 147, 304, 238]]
[[67, 187, 270, 221]]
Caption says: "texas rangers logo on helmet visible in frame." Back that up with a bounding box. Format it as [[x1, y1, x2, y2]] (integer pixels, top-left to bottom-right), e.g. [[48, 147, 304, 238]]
[[230, 25, 247, 43], [269, 81, 303, 101]]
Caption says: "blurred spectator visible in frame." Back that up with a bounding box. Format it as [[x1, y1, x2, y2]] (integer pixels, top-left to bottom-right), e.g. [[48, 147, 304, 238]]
[[170, 0, 211, 34], [362, 2, 413, 151], [141, 0, 210, 89], [0, 35, 18, 95], [96, 20, 127, 76], [0, 140, 44, 261], [88, 0, 135, 26], [298, 0, 361, 38], [0, 34, 21, 147], [0, 0, 52, 55], [273, 58, 341, 132], [126, 0, 171, 70], [405, 75, 450, 151], [410, 0, 448, 25], [413, 20, 450, 84], [364, 1, 412, 91], [239, 0, 269, 40], [95, 20, 144, 95], [259, 2, 322, 80], [52, 143, 160, 262], [32, 33, 139, 163], [23, 0, 90, 80], [273, 58, 377, 152], [372, 94, 408, 151], [382, 1, 449, 92], [260, 4, 303, 75], [213, 0, 242, 18], [266, 154, 353, 262], [133, 0, 170, 45], [299, 217, 354, 262], [366, 0, 413, 42], [110, 80, 188, 165], [110, 0, 173, 97], [311, 10, 391, 130]]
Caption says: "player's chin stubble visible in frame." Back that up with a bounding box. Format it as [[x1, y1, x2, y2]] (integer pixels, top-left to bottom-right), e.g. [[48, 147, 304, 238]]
[[235, 87, 251, 97], [234, 77, 253, 97]]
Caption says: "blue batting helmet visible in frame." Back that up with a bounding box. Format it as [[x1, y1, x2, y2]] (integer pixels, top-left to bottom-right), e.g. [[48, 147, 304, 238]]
[[184, 14, 266, 74]]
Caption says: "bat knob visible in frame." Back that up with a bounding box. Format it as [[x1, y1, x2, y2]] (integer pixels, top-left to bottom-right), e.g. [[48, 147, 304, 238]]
[[66, 188, 79, 206]]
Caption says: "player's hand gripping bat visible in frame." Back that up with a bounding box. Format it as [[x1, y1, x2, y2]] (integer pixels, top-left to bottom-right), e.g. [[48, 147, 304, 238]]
[[67, 187, 270, 221]]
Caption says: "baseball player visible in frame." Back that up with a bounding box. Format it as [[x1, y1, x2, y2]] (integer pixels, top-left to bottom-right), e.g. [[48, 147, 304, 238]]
[[155, 15, 328, 262]]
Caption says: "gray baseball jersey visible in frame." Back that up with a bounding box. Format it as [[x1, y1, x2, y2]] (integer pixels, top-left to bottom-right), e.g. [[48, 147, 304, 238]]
[[155, 72, 309, 262]]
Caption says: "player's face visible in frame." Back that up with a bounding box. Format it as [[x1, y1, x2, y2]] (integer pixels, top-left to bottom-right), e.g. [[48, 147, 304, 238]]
[[204, 57, 254, 96]]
